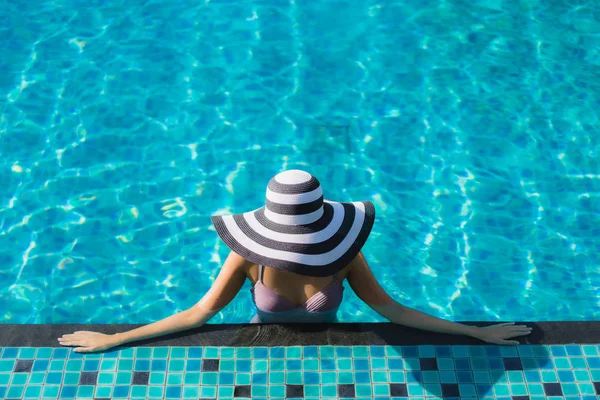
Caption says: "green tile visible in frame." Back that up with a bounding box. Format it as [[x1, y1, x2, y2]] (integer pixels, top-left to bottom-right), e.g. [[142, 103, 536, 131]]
[[286, 371, 302, 384], [235, 347, 251, 359], [510, 383, 528, 395], [117, 359, 133, 371], [184, 372, 200, 384], [148, 386, 164, 397], [372, 371, 389, 383], [554, 357, 570, 369], [571, 357, 587, 369], [153, 347, 169, 359], [42, 385, 60, 398], [337, 358, 352, 371], [220, 359, 234, 371], [583, 345, 598, 356], [204, 347, 219, 358], [303, 359, 318, 370], [149, 372, 165, 385], [374, 384, 390, 396], [116, 371, 132, 384], [422, 371, 440, 383], [270, 359, 284, 371], [170, 347, 187, 359], [97, 372, 115, 385], [304, 385, 319, 397], [370, 357, 387, 370], [385, 346, 402, 357], [424, 383, 442, 397], [286, 346, 302, 359], [100, 359, 116, 371], [575, 369, 591, 381], [494, 383, 510, 396], [168, 359, 185, 372], [130, 385, 148, 398], [220, 347, 235, 358], [49, 360, 64, 371], [63, 372, 80, 385], [200, 386, 216, 398], [135, 348, 152, 358], [29, 372, 45, 384], [562, 383, 580, 396], [236, 372, 251, 385], [320, 346, 334, 359], [12, 373, 28, 385], [269, 385, 285, 398], [36, 348, 53, 359], [19, 348, 36, 359], [0, 373, 9, 384], [356, 384, 372, 397], [339, 372, 354, 384], [0, 360, 15, 372], [24, 385, 42, 399], [217, 386, 234, 397], [201, 372, 217, 385], [322, 371, 336, 384], [167, 372, 183, 385], [77, 385, 94, 398], [578, 382, 596, 395], [95, 386, 113, 398], [321, 385, 336, 397], [252, 385, 267, 397], [270, 371, 285, 384], [542, 370, 558, 382], [390, 371, 406, 383], [408, 383, 425, 396], [119, 348, 134, 358], [253, 360, 267, 372], [527, 383, 544, 395], [182, 385, 199, 399], [507, 371, 524, 383]]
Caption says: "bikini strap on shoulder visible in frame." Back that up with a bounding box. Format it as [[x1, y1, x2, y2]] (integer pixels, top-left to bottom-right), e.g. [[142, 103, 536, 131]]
[[258, 264, 264, 283]]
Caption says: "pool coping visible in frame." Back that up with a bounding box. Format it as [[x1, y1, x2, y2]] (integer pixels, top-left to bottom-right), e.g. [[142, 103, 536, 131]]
[[2, 322, 599, 347]]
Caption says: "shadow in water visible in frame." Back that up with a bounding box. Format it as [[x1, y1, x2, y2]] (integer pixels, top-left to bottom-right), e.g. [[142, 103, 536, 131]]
[[402, 323, 551, 398]]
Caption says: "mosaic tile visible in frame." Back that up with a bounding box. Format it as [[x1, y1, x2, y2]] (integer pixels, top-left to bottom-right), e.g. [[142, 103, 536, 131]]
[[0, 344, 598, 399]]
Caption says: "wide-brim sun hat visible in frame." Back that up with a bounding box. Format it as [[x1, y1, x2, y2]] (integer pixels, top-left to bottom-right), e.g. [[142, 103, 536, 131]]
[[211, 170, 376, 277]]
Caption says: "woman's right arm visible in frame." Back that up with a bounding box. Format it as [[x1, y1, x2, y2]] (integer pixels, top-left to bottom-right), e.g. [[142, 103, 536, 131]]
[[59, 251, 252, 352]]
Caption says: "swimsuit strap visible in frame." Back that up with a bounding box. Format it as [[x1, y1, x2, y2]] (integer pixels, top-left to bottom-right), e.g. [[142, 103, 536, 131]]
[[258, 264, 265, 283]]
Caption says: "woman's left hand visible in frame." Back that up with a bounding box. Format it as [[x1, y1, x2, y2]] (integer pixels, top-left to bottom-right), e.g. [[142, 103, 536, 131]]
[[58, 331, 120, 353], [472, 322, 532, 345]]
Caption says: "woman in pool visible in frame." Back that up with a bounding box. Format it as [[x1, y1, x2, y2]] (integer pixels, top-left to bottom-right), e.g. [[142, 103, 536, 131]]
[[59, 170, 531, 352]]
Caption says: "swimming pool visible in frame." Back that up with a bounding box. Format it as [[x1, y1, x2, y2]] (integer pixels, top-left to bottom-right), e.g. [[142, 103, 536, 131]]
[[1, 1, 599, 324]]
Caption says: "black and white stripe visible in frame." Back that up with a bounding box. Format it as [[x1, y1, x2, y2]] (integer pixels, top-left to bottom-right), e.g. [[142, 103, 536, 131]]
[[211, 170, 376, 276]]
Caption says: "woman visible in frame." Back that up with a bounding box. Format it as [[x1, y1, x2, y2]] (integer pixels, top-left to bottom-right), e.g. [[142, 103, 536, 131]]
[[59, 170, 531, 352]]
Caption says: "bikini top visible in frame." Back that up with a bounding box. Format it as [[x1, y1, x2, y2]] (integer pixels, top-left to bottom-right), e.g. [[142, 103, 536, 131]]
[[251, 264, 344, 313]]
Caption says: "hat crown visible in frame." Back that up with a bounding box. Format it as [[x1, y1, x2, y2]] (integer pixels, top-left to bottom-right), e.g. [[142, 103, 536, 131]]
[[265, 170, 324, 225]]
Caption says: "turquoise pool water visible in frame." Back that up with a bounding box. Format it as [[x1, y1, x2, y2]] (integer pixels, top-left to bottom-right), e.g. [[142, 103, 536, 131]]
[[1, 1, 599, 324]]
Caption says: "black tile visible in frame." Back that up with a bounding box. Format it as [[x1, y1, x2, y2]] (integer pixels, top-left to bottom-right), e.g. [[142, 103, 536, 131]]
[[441, 383, 460, 397], [79, 372, 98, 385], [512, 396, 530, 400], [234, 385, 251, 397], [419, 357, 438, 370], [132, 371, 149, 385], [338, 384, 355, 397], [202, 359, 219, 372], [390, 383, 408, 397], [286, 384, 304, 397], [13, 359, 33, 373], [543, 383, 563, 396], [594, 382, 600, 395], [503, 357, 523, 370]]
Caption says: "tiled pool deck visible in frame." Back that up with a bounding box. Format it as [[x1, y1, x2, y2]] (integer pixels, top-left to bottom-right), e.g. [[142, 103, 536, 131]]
[[1, 322, 599, 399]]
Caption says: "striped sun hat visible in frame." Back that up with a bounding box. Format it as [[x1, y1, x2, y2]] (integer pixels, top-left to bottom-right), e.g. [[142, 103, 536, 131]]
[[211, 170, 376, 277]]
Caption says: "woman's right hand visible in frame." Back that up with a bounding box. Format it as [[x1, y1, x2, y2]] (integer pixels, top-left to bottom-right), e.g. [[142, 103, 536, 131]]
[[58, 331, 121, 353]]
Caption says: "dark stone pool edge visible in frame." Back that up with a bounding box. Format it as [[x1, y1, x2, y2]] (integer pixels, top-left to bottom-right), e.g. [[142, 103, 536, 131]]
[[1, 322, 599, 347]]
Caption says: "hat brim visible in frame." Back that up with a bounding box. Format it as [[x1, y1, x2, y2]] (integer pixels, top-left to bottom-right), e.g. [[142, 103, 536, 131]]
[[211, 200, 375, 277]]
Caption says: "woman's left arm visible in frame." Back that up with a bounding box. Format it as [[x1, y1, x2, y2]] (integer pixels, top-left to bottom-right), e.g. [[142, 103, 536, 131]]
[[346, 252, 532, 345]]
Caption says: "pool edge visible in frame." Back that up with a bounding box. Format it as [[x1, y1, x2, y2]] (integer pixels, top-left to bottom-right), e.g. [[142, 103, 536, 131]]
[[1, 321, 599, 347]]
